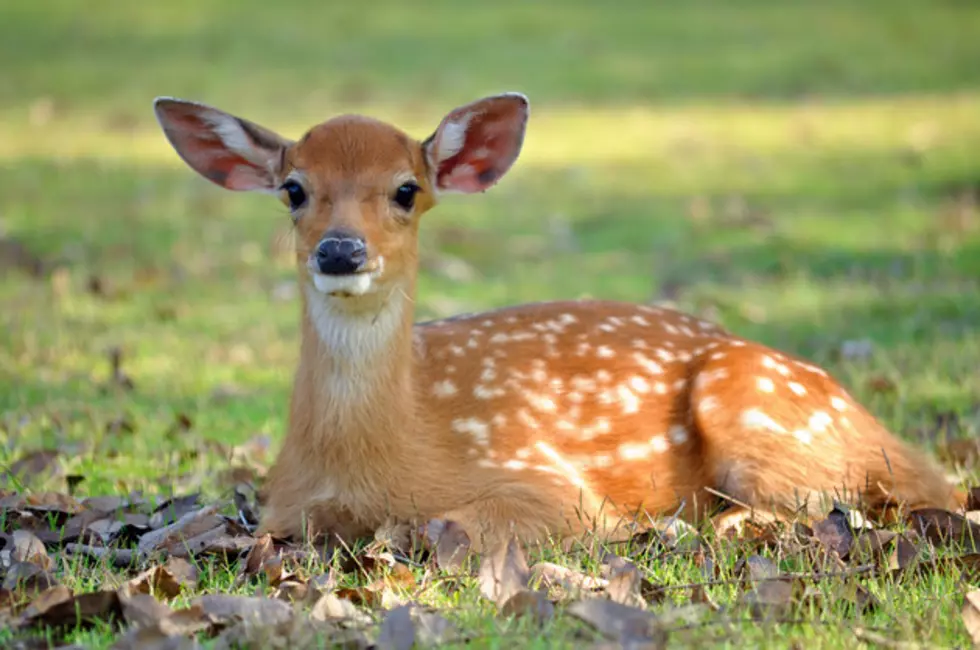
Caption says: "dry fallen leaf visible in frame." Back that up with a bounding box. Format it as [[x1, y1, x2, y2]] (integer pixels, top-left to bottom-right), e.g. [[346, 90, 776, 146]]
[[908, 508, 980, 550], [128, 557, 199, 600], [309, 592, 372, 627], [192, 593, 294, 628], [478, 535, 529, 606], [424, 519, 472, 572], [499, 588, 555, 625], [812, 506, 854, 560], [963, 589, 980, 647], [602, 554, 647, 608], [567, 598, 666, 646], [530, 561, 607, 600], [11, 530, 52, 570], [2, 561, 58, 597], [1, 450, 61, 487], [148, 494, 202, 530], [376, 604, 415, 650], [18, 586, 121, 631]]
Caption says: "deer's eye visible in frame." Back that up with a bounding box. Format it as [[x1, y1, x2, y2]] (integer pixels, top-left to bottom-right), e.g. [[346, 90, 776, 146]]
[[280, 180, 307, 211], [392, 182, 420, 211]]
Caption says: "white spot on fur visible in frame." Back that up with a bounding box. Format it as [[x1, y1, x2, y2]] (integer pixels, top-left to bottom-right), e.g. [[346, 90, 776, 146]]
[[650, 435, 670, 453], [452, 418, 490, 445], [598, 324, 616, 333], [628, 375, 650, 393], [741, 408, 786, 433], [698, 395, 719, 414], [631, 315, 651, 326], [831, 396, 848, 411], [618, 443, 650, 461], [655, 349, 675, 363], [431, 379, 458, 398], [617, 385, 641, 414], [492, 414, 507, 428], [515, 447, 530, 460], [757, 377, 775, 393], [504, 459, 526, 471], [793, 429, 813, 445], [593, 454, 613, 468], [517, 408, 540, 430], [633, 352, 663, 375], [597, 345, 616, 358], [473, 384, 505, 399], [788, 381, 806, 396], [527, 392, 557, 413], [809, 411, 833, 432]]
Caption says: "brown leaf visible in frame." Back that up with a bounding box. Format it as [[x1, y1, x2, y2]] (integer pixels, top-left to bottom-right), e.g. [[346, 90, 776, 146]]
[[908, 508, 980, 550], [2, 450, 61, 486], [967, 487, 980, 512], [128, 557, 199, 600], [812, 506, 854, 559], [18, 587, 121, 631], [942, 441, 980, 469], [2, 562, 58, 597], [567, 598, 665, 645], [192, 594, 293, 628], [309, 592, 372, 626], [412, 609, 457, 646], [11, 530, 52, 570], [233, 483, 261, 530], [741, 579, 796, 619], [118, 590, 174, 627], [602, 555, 646, 607], [850, 529, 898, 568], [64, 543, 137, 568], [499, 589, 555, 625], [138, 504, 220, 555], [478, 535, 529, 606], [530, 561, 607, 599], [963, 589, 980, 647], [734, 554, 780, 582], [424, 519, 471, 572], [111, 625, 201, 650], [238, 534, 277, 582], [148, 494, 202, 529], [376, 604, 415, 650], [866, 375, 897, 394]]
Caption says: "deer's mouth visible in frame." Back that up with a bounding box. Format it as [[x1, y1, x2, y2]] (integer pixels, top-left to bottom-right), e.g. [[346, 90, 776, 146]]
[[307, 257, 385, 298]]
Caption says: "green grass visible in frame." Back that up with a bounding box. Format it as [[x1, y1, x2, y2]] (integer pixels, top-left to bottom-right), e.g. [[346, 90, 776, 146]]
[[2, 0, 980, 647]]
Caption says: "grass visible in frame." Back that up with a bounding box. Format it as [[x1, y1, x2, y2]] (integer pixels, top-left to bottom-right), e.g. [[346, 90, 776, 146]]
[[2, 0, 980, 647]]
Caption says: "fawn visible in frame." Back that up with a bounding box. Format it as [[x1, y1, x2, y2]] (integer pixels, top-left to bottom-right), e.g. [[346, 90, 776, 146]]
[[154, 93, 964, 551]]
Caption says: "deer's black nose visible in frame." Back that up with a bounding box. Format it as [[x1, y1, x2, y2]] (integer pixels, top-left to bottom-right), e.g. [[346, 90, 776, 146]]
[[315, 234, 367, 275]]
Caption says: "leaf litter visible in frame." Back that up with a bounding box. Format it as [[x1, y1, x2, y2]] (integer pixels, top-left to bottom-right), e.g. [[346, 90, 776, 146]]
[[2, 482, 980, 648]]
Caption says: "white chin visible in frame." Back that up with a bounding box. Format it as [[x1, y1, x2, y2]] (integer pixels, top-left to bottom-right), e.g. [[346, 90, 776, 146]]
[[311, 272, 374, 296]]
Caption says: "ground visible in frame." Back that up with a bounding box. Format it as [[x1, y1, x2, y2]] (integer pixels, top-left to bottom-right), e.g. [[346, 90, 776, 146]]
[[2, 0, 980, 648]]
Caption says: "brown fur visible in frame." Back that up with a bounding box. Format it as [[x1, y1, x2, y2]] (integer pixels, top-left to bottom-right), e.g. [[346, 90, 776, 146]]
[[154, 95, 965, 552]]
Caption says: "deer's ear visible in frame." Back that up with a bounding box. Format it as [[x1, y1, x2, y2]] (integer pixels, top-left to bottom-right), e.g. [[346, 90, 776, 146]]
[[153, 97, 291, 192], [424, 93, 529, 194]]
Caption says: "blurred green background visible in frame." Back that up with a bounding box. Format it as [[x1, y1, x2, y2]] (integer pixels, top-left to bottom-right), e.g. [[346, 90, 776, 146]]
[[1, 0, 979, 493]]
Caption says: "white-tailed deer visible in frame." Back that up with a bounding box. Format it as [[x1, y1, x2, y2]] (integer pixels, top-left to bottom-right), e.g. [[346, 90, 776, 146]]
[[154, 93, 964, 550]]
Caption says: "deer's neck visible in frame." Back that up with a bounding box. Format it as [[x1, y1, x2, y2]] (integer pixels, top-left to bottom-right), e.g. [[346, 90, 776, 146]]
[[297, 282, 418, 442]]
